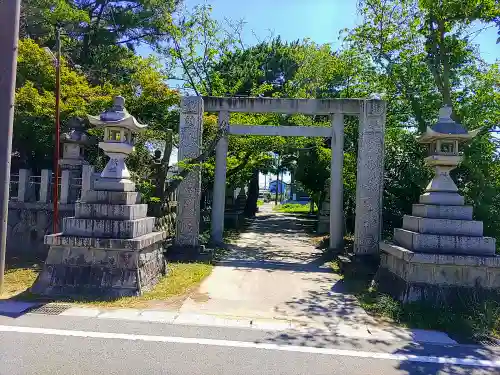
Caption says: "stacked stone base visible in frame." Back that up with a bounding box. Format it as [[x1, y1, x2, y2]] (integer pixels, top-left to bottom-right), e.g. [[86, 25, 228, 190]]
[[32, 189, 167, 298], [377, 242, 500, 304], [378, 200, 499, 304]]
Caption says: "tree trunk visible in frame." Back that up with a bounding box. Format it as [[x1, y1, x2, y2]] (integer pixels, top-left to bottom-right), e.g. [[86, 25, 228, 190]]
[[244, 169, 259, 217], [151, 130, 173, 217]]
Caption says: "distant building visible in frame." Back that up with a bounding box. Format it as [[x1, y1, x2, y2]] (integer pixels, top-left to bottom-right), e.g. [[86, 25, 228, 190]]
[[268, 180, 288, 194]]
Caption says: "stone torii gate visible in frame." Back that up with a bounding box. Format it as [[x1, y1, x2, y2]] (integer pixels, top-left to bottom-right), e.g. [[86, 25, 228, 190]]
[[175, 96, 386, 255]]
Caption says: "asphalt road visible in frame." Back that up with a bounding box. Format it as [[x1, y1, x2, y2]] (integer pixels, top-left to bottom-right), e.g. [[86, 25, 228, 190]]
[[0, 313, 499, 375]]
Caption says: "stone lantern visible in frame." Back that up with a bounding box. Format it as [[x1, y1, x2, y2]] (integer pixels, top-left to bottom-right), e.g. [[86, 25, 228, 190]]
[[32, 95, 167, 298], [377, 105, 499, 304], [87, 95, 146, 191], [60, 117, 92, 169], [59, 117, 94, 202], [416, 106, 479, 206]]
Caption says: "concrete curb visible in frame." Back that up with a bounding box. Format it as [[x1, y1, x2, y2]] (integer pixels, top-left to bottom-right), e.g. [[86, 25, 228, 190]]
[[0, 301, 457, 344], [60, 307, 297, 331]]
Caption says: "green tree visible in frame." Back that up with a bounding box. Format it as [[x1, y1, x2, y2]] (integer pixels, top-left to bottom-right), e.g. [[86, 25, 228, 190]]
[[294, 142, 331, 211], [21, 0, 182, 85], [14, 38, 180, 178], [348, 0, 500, 240]]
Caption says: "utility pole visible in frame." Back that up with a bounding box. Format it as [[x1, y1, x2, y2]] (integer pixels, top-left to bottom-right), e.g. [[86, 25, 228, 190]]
[[53, 25, 62, 233], [0, 0, 21, 293]]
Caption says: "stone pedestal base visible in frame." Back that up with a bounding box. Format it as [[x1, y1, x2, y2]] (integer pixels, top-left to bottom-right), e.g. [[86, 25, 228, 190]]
[[166, 244, 212, 263], [377, 242, 500, 304], [32, 232, 167, 297], [94, 178, 135, 192], [224, 210, 245, 229]]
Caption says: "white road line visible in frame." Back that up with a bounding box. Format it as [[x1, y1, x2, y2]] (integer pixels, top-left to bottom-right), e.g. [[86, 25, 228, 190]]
[[0, 324, 498, 368]]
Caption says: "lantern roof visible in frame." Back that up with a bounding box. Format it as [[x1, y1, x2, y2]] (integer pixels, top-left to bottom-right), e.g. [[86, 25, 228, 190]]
[[417, 105, 479, 144], [87, 96, 147, 132], [61, 117, 93, 144]]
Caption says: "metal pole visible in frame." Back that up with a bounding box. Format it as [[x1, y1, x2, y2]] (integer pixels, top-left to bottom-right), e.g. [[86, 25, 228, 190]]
[[0, 0, 21, 293], [53, 26, 61, 233]]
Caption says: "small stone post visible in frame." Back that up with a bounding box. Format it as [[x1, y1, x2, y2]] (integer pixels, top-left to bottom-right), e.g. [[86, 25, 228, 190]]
[[317, 182, 330, 234], [175, 96, 204, 249], [81, 164, 95, 199], [38, 169, 51, 203], [60, 169, 70, 204], [354, 99, 386, 255], [17, 169, 31, 202]]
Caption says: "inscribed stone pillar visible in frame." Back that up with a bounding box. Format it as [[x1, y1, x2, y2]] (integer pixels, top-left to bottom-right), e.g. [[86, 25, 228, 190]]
[[176, 96, 204, 247], [353, 99, 386, 255], [211, 111, 229, 243]]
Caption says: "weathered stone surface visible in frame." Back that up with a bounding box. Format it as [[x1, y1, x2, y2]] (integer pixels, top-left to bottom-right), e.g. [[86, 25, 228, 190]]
[[402, 215, 483, 237], [203, 96, 363, 115], [419, 192, 464, 206], [176, 96, 204, 247], [353, 99, 386, 255], [377, 242, 500, 303], [63, 217, 155, 239], [31, 242, 166, 297], [7, 202, 75, 255], [380, 241, 500, 267], [394, 228, 496, 256], [93, 179, 136, 192], [81, 190, 141, 205], [75, 203, 148, 220], [412, 204, 473, 220], [44, 231, 167, 250]]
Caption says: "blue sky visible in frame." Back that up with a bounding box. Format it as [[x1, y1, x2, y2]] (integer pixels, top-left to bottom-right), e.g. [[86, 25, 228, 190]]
[[140, 0, 499, 63]]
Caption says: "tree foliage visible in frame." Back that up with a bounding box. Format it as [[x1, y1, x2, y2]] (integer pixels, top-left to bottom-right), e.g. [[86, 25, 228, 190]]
[[13, 0, 500, 245]]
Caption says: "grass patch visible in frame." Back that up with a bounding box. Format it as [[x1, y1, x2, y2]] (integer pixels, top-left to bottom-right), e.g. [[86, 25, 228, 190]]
[[3, 259, 213, 309], [330, 253, 500, 341], [76, 262, 213, 308], [1, 254, 43, 299], [1, 267, 39, 298], [356, 286, 500, 340], [257, 199, 264, 206], [273, 203, 316, 213]]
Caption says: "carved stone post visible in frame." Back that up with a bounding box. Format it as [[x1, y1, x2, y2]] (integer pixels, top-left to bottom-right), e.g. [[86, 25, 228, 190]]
[[175, 96, 204, 248], [353, 99, 386, 255]]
